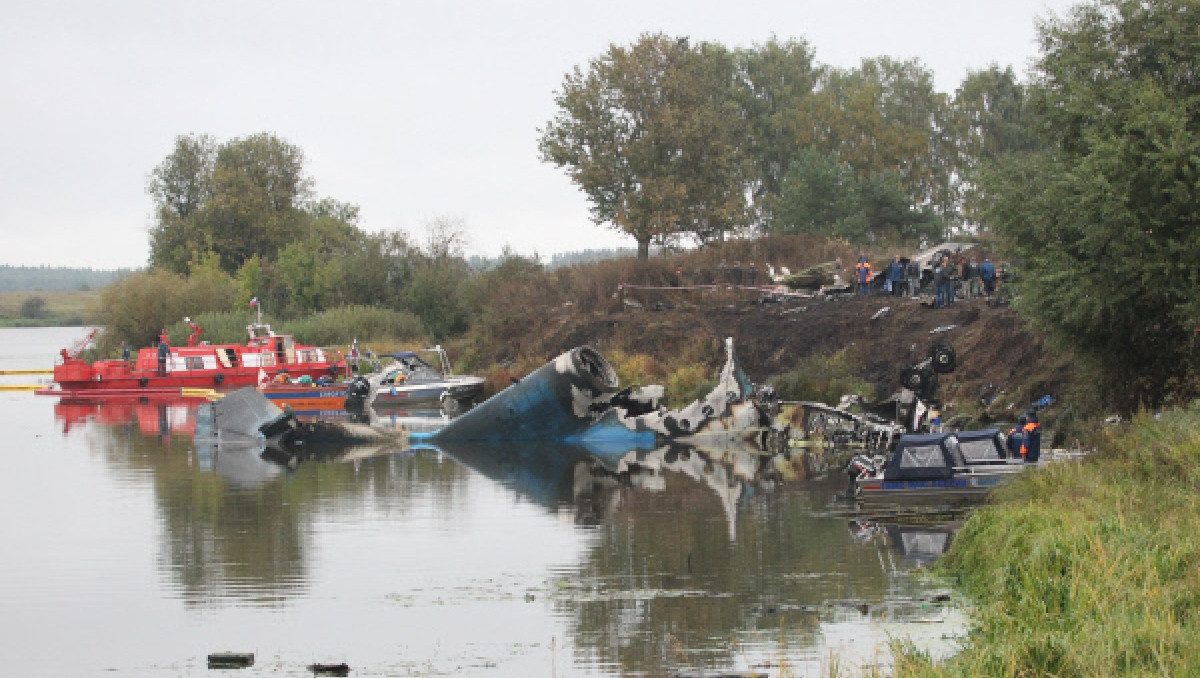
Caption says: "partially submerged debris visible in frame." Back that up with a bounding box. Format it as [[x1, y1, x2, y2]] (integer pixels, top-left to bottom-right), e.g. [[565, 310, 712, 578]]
[[205, 387, 410, 466], [207, 652, 254, 669], [422, 338, 772, 452]]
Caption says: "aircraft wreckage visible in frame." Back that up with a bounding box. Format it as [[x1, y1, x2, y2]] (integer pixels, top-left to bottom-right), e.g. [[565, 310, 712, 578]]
[[199, 337, 920, 473]]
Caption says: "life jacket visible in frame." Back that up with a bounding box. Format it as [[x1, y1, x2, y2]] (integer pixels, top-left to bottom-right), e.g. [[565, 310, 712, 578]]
[[1020, 421, 1041, 456], [1008, 426, 1024, 456], [856, 261, 871, 283]]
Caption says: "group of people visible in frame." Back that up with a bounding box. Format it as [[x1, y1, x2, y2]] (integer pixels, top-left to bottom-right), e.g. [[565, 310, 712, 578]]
[[854, 251, 1005, 307], [1005, 410, 1043, 463], [931, 254, 1001, 308]]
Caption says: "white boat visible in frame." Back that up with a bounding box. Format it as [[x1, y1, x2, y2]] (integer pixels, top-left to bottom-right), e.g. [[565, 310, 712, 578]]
[[367, 346, 485, 412]]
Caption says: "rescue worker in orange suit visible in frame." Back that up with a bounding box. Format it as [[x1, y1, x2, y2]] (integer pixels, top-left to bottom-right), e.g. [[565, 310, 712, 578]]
[[855, 255, 872, 295], [1007, 416, 1025, 458], [1021, 410, 1042, 463]]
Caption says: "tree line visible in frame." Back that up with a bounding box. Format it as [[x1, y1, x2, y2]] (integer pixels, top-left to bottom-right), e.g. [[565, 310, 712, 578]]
[[0, 265, 131, 292], [538, 36, 1036, 257], [120, 0, 1198, 414]]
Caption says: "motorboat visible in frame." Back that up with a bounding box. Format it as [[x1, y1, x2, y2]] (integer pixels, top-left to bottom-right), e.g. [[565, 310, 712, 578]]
[[44, 322, 346, 396], [851, 431, 1025, 506], [367, 346, 485, 412]]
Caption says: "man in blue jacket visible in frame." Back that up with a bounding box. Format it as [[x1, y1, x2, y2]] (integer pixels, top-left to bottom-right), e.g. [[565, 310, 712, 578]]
[[887, 256, 906, 297], [980, 258, 997, 297]]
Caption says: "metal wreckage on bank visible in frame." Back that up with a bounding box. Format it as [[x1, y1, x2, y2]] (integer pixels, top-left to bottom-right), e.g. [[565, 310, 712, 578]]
[[198, 337, 948, 483]]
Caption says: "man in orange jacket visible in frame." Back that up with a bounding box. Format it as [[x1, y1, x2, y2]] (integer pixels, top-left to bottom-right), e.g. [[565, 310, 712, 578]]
[[856, 255, 872, 295], [1021, 410, 1042, 463]]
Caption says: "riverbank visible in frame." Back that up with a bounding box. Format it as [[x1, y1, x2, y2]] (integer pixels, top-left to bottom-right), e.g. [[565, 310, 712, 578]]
[[0, 290, 95, 327], [894, 406, 1200, 677]]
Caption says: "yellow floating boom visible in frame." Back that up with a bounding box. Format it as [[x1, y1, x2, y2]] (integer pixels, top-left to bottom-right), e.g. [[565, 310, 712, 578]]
[[0, 384, 44, 391], [0, 369, 53, 375]]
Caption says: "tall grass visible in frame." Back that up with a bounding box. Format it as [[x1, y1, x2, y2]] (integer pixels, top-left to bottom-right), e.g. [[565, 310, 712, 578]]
[[893, 405, 1200, 677], [768, 349, 875, 404]]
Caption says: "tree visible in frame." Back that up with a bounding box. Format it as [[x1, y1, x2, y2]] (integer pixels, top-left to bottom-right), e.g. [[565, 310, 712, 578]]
[[148, 133, 320, 274], [734, 38, 820, 225], [980, 0, 1200, 412], [19, 295, 47, 319], [953, 65, 1040, 225], [539, 34, 748, 259]]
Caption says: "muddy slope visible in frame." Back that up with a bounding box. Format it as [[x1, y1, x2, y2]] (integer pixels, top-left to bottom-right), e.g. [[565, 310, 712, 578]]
[[463, 287, 1068, 420]]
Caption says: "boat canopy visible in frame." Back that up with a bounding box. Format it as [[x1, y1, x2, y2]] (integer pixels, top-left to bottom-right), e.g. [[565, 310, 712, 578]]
[[955, 428, 1010, 462], [883, 432, 965, 481]]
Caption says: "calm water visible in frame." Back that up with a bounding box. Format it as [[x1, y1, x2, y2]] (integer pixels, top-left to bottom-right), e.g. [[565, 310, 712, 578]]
[[0, 327, 965, 678]]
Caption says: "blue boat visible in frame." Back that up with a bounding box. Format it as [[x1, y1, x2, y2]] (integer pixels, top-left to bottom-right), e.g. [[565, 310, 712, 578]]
[[853, 431, 1024, 506]]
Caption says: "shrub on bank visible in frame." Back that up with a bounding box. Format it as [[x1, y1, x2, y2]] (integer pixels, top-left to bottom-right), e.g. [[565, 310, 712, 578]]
[[894, 406, 1200, 677], [767, 349, 875, 405]]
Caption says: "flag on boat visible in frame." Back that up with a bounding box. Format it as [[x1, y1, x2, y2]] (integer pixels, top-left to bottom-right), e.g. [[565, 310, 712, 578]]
[[249, 297, 259, 307]]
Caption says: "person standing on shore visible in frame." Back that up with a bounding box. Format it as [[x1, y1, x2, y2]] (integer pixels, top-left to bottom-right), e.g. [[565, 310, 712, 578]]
[[887, 256, 905, 297], [980, 257, 997, 297], [856, 255, 872, 295]]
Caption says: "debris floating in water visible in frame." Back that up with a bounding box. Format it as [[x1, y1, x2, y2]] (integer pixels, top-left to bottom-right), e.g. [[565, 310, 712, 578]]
[[207, 652, 255, 669]]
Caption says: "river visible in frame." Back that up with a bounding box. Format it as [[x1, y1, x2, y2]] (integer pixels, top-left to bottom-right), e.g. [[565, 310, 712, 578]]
[[0, 326, 965, 677]]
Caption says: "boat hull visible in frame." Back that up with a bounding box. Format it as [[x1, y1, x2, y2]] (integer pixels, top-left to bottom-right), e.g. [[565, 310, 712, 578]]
[[371, 378, 485, 409], [260, 383, 349, 411], [856, 473, 1010, 506]]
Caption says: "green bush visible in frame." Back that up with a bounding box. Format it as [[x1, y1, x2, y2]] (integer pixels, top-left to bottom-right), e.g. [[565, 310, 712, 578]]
[[895, 406, 1200, 678], [767, 349, 874, 404]]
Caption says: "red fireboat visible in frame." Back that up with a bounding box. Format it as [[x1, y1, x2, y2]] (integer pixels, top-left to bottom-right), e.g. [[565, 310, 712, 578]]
[[40, 321, 347, 398]]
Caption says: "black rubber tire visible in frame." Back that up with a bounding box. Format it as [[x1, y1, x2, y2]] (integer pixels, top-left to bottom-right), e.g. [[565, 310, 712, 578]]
[[930, 343, 957, 374], [901, 366, 925, 391]]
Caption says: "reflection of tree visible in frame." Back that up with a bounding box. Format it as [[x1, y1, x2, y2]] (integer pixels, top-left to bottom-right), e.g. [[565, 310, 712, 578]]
[[79, 402, 470, 607], [554, 448, 905, 677]]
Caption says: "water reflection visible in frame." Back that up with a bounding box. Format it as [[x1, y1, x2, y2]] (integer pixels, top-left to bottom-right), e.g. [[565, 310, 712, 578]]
[[41, 387, 964, 676]]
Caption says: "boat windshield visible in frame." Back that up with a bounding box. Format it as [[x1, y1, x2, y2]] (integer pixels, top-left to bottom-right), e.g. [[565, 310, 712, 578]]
[[959, 437, 1003, 462]]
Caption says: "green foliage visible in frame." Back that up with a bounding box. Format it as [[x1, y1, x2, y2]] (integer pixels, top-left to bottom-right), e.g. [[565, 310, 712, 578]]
[[148, 132, 320, 275], [539, 33, 749, 257], [19, 295, 47, 319], [978, 0, 1200, 413], [93, 267, 239, 355], [404, 264, 470, 341], [275, 305, 427, 347], [767, 349, 874, 404], [897, 406, 1200, 677]]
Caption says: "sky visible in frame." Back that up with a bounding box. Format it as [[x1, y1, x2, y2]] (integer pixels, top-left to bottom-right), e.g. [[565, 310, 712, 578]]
[[0, 0, 1080, 270]]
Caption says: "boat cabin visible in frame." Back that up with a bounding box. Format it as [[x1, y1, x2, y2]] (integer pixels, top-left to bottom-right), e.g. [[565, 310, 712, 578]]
[[955, 428, 1012, 463], [880, 432, 966, 481], [377, 351, 445, 385]]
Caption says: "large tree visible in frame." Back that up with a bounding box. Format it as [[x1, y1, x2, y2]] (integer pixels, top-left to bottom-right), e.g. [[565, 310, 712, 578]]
[[539, 34, 748, 258], [980, 0, 1200, 412], [734, 38, 820, 225], [953, 65, 1040, 225], [148, 132, 317, 274]]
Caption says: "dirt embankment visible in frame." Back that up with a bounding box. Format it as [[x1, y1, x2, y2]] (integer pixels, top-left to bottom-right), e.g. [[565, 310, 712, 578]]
[[462, 282, 1069, 425]]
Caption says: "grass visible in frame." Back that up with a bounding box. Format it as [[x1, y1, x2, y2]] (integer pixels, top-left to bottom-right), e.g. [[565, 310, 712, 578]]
[[891, 405, 1200, 677], [0, 290, 99, 326]]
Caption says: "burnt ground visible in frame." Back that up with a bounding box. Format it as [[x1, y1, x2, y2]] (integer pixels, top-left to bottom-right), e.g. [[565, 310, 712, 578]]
[[458, 284, 1071, 427]]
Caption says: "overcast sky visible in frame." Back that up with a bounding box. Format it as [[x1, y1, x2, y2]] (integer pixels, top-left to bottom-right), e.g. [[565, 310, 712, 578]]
[[0, 0, 1079, 270]]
